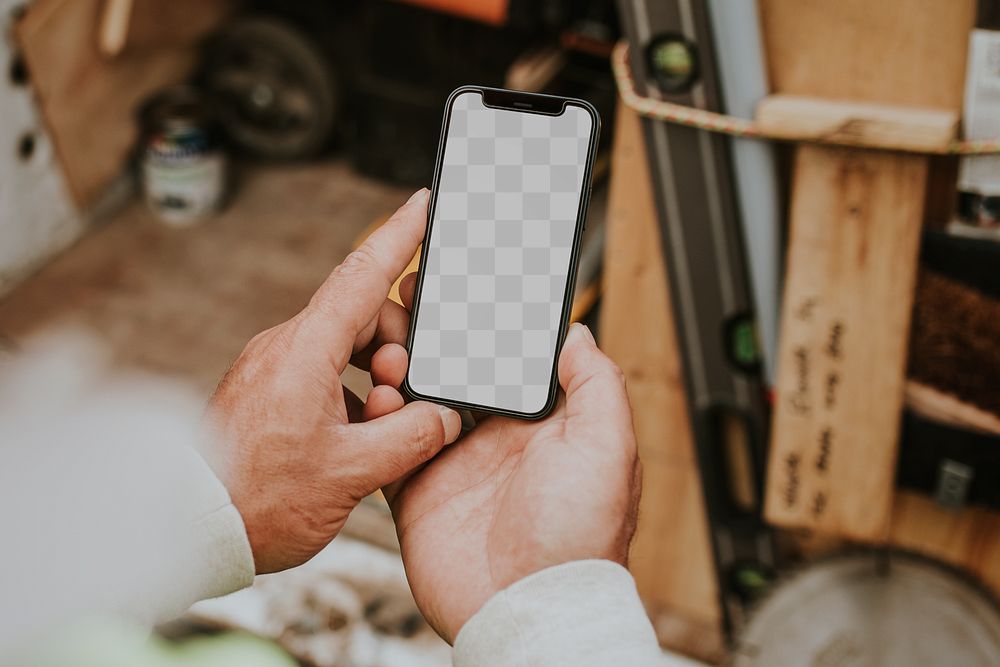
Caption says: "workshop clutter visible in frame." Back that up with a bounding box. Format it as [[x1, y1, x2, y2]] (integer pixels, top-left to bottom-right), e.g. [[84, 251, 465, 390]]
[[605, 0, 1000, 664], [1, 0, 999, 665]]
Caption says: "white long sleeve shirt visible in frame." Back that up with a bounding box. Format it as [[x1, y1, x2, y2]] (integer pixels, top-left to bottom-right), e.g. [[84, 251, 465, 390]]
[[0, 336, 666, 665], [178, 451, 668, 666], [180, 458, 668, 667]]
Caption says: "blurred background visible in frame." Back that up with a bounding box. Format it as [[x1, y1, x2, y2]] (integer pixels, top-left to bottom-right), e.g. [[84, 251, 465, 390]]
[[2, 0, 1000, 665]]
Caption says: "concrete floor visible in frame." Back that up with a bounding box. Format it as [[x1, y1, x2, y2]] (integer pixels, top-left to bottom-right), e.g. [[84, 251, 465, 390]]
[[0, 160, 413, 396]]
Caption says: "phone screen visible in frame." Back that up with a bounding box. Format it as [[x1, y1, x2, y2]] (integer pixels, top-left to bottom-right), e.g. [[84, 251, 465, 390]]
[[405, 88, 598, 418]]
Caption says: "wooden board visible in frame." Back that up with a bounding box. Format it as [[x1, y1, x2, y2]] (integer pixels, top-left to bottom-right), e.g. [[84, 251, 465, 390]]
[[756, 95, 959, 154], [891, 492, 1000, 598], [759, 0, 976, 111], [15, 0, 224, 209], [905, 381, 1000, 438], [765, 145, 928, 540], [759, 1, 973, 542], [894, 386, 1000, 600], [601, 100, 724, 661]]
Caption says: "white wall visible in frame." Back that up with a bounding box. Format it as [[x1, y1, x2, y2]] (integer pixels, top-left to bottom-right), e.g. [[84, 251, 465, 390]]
[[0, 0, 85, 296]]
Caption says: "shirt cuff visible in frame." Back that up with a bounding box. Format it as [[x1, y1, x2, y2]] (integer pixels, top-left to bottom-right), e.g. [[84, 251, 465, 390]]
[[156, 447, 256, 620], [453, 560, 663, 667]]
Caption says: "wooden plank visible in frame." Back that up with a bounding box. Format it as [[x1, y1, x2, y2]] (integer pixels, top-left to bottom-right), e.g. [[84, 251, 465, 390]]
[[765, 145, 928, 541], [891, 492, 1000, 598], [905, 382, 1000, 438], [758, 1, 972, 542], [601, 100, 724, 661], [759, 0, 976, 111], [782, 482, 1000, 599], [756, 94, 959, 154], [15, 0, 210, 208]]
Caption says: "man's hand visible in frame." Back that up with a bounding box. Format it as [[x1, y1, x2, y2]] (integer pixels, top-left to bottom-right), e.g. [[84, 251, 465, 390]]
[[205, 189, 462, 574], [368, 276, 642, 643]]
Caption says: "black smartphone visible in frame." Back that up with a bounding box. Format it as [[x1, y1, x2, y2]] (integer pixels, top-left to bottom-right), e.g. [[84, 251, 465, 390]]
[[403, 86, 600, 419]]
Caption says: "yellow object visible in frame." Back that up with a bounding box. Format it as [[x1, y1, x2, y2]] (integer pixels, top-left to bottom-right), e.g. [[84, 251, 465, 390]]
[[354, 215, 421, 306]]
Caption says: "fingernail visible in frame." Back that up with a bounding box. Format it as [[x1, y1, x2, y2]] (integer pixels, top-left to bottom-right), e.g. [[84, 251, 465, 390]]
[[569, 322, 596, 345], [408, 188, 430, 204], [439, 405, 462, 444]]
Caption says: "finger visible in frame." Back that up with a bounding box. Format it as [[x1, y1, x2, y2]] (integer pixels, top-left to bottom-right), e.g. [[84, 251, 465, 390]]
[[340, 401, 462, 495], [350, 298, 411, 370], [304, 189, 429, 370], [558, 323, 634, 453], [363, 384, 405, 421], [398, 272, 418, 311], [370, 343, 409, 388]]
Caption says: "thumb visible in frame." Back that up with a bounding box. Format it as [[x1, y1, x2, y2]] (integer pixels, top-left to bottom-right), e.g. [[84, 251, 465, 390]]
[[558, 323, 633, 449], [341, 401, 462, 495]]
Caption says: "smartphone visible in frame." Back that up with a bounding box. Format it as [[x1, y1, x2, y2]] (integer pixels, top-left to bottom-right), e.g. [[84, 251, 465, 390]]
[[403, 86, 600, 419]]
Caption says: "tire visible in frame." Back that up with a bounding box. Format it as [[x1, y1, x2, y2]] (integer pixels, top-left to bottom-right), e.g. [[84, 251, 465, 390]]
[[204, 16, 338, 159]]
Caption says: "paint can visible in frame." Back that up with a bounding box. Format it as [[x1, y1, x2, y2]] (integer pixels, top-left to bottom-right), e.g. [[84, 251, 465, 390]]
[[139, 86, 227, 227]]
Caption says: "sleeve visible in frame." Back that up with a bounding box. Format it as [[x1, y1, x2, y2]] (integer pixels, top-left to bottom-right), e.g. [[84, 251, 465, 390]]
[[0, 337, 257, 652], [81, 435, 257, 628], [453, 560, 667, 667], [151, 444, 256, 621]]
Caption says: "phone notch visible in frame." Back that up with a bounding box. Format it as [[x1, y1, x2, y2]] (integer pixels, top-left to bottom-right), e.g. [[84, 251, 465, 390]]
[[481, 88, 566, 116]]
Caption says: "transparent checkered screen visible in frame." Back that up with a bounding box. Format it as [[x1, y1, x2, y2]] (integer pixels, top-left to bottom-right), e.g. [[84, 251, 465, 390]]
[[407, 91, 593, 414]]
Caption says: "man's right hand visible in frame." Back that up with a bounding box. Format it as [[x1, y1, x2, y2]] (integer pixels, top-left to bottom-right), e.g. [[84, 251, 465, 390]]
[[205, 190, 462, 575], [368, 291, 643, 642]]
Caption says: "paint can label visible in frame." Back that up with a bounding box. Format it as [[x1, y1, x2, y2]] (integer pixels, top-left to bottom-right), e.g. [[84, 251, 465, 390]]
[[142, 124, 226, 226]]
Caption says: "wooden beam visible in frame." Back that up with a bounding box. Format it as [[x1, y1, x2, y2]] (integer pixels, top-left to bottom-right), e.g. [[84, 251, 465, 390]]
[[601, 100, 724, 661], [756, 95, 959, 154]]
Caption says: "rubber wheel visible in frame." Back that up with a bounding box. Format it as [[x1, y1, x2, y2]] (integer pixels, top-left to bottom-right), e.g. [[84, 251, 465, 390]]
[[204, 16, 338, 159]]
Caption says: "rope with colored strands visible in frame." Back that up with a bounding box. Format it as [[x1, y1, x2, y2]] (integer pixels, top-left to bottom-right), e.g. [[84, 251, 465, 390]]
[[610, 41, 1000, 155]]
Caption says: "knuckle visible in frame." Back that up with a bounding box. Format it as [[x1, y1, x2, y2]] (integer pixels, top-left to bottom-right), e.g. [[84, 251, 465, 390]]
[[337, 243, 381, 276], [246, 323, 283, 351], [410, 411, 444, 460]]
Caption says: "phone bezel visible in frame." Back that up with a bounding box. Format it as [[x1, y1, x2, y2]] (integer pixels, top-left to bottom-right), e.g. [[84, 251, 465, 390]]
[[402, 85, 601, 420]]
